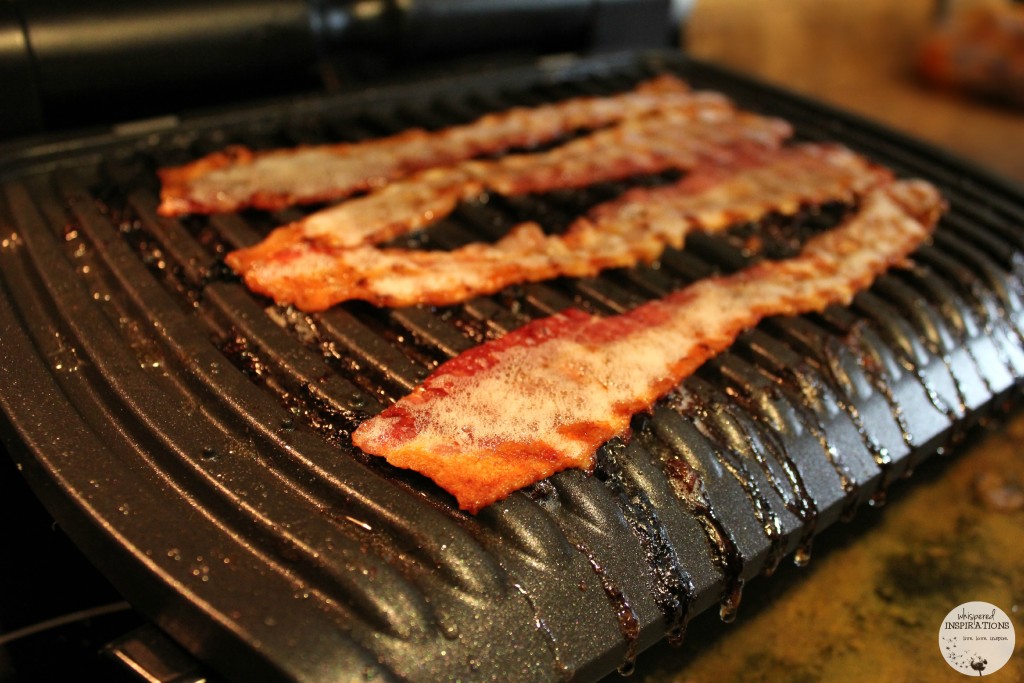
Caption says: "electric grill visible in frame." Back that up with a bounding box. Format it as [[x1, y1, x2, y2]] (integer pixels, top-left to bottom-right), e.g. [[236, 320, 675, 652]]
[[2, 4, 1024, 682]]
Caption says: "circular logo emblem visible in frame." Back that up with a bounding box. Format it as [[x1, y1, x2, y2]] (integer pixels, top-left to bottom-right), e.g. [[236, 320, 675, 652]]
[[939, 601, 1016, 676]]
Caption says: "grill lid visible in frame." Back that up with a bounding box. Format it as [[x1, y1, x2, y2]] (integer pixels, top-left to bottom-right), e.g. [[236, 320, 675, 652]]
[[1, 50, 1023, 682]]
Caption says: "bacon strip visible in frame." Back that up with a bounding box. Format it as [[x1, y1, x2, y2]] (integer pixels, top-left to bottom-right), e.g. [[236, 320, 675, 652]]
[[158, 75, 703, 216], [233, 144, 892, 310], [225, 106, 792, 276], [351, 179, 945, 512]]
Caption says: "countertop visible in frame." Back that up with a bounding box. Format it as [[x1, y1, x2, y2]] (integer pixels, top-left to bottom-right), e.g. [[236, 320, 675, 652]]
[[683, 0, 1024, 183]]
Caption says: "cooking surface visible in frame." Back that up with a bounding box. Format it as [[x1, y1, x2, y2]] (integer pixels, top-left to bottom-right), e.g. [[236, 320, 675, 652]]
[[1, 50, 1023, 682]]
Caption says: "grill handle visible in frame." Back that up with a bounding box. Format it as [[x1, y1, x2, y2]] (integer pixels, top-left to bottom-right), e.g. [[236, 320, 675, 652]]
[[317, 0, 684, 57], [2, 0, 689, 139], [5, 0, 319, 137]]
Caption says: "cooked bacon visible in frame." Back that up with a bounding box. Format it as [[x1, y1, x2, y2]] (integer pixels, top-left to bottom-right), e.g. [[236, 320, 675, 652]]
[[233, 144, 892, 309], [351, 179, 945, 512], [225, 107, 792, 274], [157, 75, 708, 216]]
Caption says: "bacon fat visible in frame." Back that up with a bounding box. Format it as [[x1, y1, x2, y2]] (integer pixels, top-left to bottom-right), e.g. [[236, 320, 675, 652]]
[[158, 75, 704, 216], [351, 180, 945, 512]]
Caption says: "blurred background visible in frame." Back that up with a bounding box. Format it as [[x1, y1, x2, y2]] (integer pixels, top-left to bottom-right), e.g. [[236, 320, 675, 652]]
[[3, 0, 1020, 184], [684, 0, 1023, 181]]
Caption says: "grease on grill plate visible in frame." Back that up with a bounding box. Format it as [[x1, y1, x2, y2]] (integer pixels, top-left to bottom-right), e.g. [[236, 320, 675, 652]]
[[132, 162, 895, 629], [126, 161, 999, 674]]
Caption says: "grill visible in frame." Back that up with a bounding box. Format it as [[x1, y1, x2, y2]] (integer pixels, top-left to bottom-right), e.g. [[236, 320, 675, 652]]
[[1, 49, 1023, 682]]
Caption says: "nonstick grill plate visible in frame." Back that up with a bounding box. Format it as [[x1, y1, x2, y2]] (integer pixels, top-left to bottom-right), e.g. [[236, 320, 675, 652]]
[[1, 50, 1023, 682]]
